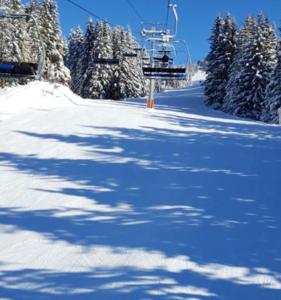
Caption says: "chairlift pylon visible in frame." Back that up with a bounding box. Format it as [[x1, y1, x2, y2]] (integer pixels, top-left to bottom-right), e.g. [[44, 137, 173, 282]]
[[0, 8, 45, 80]]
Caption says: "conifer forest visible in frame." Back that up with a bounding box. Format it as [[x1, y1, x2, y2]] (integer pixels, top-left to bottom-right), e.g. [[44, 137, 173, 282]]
[[205, 14, 281, 124]]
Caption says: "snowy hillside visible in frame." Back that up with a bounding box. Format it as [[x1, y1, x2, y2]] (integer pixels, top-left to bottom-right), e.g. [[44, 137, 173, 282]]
[[0, 81, 281, 300]]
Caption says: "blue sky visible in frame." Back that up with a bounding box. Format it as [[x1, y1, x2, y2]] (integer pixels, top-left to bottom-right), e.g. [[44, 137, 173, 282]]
[[56, 0, 279, 62]]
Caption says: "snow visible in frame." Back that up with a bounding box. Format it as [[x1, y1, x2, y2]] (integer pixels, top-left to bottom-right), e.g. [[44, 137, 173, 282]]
[[0, 81, 89, 121], [191, 69, 206, 85], [0, 79, 281, 299]]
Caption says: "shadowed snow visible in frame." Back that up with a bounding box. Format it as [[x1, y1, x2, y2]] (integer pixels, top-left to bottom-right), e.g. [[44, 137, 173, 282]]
[[0, 80, 280, 299]]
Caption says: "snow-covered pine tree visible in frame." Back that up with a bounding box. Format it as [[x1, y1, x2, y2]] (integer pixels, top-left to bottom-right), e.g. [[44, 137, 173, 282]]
[[204, 15, 237, 108], [109, 26, 127, 99], [263, 31, 281, 123], [26, 0, 42, 63], [0, 0, 13, 63], [0, 0, 13, 87], [40, 0, 70, 84], [205, 15, 237, 109], [4, 0, 29, 63], [74, 18, 96, 96], [122, 28, 145, 98], [204, 16, 223, 105], [27, 0, 41, 14], [109, 26, 145, 100], [81, 20, 114, 99], [0, 0, 30, 86], [258, 15, 278, 118], [224, 14, 277, 119], [223, 16, 256, 112], [0, 0, 40, 66], [65, 26, 84, 90], [0, 0, 10, 8]]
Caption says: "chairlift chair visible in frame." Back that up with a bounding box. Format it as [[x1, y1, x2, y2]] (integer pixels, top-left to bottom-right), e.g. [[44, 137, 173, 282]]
[[123, 53, 138, 58], [0, 8, 45, 80], [0, 62, 38, 78], [91, 39, 150, 65], [93, 58, 119, 65], [141, 39, 190, 81]]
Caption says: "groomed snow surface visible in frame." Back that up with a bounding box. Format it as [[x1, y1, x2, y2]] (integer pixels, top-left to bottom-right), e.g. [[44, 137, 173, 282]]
[[0, 77, 281, 300]]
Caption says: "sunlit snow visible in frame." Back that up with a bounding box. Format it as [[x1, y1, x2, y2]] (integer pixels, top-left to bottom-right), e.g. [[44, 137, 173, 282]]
[[0, 75, 280, 299]]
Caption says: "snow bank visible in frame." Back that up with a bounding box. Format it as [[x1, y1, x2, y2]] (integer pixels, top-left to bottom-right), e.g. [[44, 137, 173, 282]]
[[0, 81, 84, 120], [191, 69, 206, 85]]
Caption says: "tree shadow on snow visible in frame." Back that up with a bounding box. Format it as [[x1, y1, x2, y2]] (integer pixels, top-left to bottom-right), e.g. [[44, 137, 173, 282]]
[[0, 88, 281, 299]]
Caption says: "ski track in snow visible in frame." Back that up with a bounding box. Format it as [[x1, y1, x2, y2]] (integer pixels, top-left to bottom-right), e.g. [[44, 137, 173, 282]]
[[0, 79, 281, 300]]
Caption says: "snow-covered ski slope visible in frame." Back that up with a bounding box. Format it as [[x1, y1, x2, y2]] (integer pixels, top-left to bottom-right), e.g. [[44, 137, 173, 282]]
[[0, 78, 281, 300]]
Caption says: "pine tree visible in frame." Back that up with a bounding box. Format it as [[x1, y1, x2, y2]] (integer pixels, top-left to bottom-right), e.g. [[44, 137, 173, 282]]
[[7, 0, 29, 62], [74, 18, 96, 96], [0, 0, 13, 87], [0, 0, 13, 63], [205, 16, 224, 105], [27, 0, 41, 14], [258, 15, 278, 117], [263, 33, 281, 123], [40, 0, 70, 84], [109, 26, 126, 99], [224, 14, 277, 119], [123, 28, 146, 98], [0, 0, 30, 86], [110, 26, 145, 100], [223, 16, 256, 112], [205, 16, 237, 108], [82, 20, 114, 99], [0, 0, 10, 8], [26, 0, 42, 63], [65, 26, 84, 90]]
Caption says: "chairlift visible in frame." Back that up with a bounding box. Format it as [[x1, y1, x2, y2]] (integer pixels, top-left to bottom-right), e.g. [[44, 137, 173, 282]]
[[0, 62, 38, 78], [141, 39, 190, 81], [123, 53, 138, 58], [0, 8, 45, 79], [142, 57, 150, 62], [140, 1, 192, 108], [134, 47, 144, 52], [157, 50, 172, 53], [143, 66, 186, 80], [123, 46, 141, 58], [153, 56, 173, 64], [93, 58, 119, 65]]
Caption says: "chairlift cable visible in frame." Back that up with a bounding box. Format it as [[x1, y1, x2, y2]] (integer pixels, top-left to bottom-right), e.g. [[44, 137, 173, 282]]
[[63, 0, 114, 27], [125, 0, 146, 23], [63, 0, 141, 37]]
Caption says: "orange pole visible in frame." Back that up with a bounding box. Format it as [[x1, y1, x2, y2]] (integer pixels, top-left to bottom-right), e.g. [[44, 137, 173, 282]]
[[147, 99, 155, 109]]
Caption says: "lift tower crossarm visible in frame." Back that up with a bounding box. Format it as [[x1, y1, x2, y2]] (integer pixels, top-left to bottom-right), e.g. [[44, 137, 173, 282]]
[[141, 29, 166, 36]]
